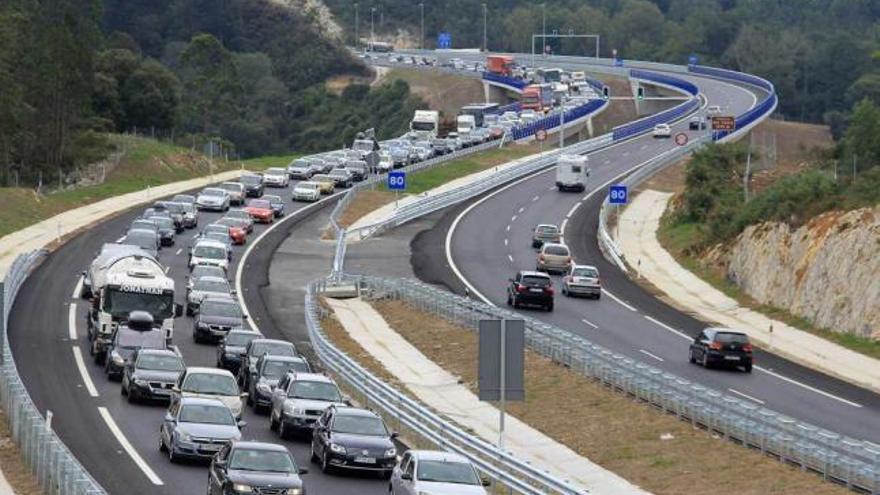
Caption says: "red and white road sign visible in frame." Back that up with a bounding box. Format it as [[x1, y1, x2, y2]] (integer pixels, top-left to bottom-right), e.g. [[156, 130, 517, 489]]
[[535, 129, 547, 141], [674, 132, 689, 146]]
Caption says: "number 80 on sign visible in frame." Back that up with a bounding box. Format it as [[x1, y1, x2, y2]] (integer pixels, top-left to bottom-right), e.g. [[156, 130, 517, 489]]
[[609, 185, 627, 204], [387, 171, 406, 191]]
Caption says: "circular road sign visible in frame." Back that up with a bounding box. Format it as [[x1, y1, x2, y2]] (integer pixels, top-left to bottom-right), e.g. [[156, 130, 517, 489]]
[[674, 132, 689, 146], [535, 129, 548, 141]]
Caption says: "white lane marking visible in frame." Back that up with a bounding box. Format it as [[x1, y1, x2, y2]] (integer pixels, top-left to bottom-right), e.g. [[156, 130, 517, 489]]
[[643, 315, 692, 341], [98, 407, 164, 485], [641, 144, 648, 150], [565, 202, 581, 219], [560, 219, 568, 235], [504, 238, 508, 246], [547, 186, 555, 191], [72, 276, 83, 299], [601, 289, 636, 312], [164, 267, 170, 274], [639, 349, 664, 362], [175, 248, 182, 255], [728, 388, 765, 405], [755, 366, 863, 408], [71, 347, 98, 397], [532, 195, 540, 202], [68, 304, 77, 340], [115, 236, 125, 243], [507, 254, 514, 263], [622, 151, 630, 157], [603, 159, 610, 165], [581, 318, 598, 329], [518, 207, 525, 214], [506, 225, 511, 232], [511, 215, 517, 222]]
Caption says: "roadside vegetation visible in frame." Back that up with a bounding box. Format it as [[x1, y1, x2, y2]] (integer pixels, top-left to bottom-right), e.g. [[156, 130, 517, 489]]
[[322, 297, 847, 495]]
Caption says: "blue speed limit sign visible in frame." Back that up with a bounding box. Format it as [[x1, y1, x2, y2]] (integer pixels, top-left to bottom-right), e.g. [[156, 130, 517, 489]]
[[387, 171, 406, 191], [609, 185, 628, 204]]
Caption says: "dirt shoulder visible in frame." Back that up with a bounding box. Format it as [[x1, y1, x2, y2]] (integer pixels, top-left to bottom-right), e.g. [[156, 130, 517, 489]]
[[0, 411, 42, 495]]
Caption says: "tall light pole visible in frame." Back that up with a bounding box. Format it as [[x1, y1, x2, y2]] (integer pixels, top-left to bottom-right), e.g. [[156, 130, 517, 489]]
[[420, 3, 424, 50], [370, 7, 376, 51], [541, 3, 546, 57], [482, 3, 487, 52], [354, 3, 359, 48]]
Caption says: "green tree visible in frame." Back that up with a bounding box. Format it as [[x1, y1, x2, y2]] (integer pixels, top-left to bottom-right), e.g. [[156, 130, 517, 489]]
[[122, 58, 181, 131], [843, 98, 880, 167], [178, 34, 242, 134]]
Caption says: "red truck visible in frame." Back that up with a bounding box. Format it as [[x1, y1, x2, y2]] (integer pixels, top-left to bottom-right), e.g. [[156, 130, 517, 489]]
[[521, 84, 554, 112], [486, 55, 515, 77]]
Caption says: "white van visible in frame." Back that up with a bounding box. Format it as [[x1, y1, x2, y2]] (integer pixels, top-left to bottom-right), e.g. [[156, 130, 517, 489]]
[[555, 155, 590, 192]]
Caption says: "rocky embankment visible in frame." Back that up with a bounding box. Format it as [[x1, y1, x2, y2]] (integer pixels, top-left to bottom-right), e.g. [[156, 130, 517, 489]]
[[721, 206, 879, 337]]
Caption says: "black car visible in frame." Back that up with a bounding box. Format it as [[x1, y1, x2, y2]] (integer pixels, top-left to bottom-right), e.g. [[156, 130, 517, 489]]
[[148, 216, 177, 246], [262, 194, 285, 218], [121, 348, 184, 403], [311, 406, 397, 477], [239, 173, 264, 197], [248, 354, 311, 413], [507, 271, 555, 311], [208, 441, 307, 495], [238, 339, 298, 390], [192, 295, 246, 344], [689, 116, 707, 130], [154, 201, 185, 231], [216, 329, 263, 374], [689, 328, 753, 372], [328, 168, 353, 188], [104, 312, 168, 381]]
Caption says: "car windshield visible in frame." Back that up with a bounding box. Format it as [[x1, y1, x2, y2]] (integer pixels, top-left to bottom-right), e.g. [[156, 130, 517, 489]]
[[266, 168, 285, 175], [182, 373, 238, 395], [125, 232, 156, 248], [173, 195, 195, 203], [202, 189, 224, 197], [131, 221, 156, 231], [411, 122, 435, 131], [179, 404, 235, 425], [201, 301, 241, 318], [215, 219, 240, 228], [229, 449, 295, 473], [226, 332, 259, 347], [194, 278, 229, 293], [536, 226, 558, 235], [261, 360, 301, 379], [521, 275, 550, 287], [716, 332, 749, 344], [263, 195, 282, 205], [204, 225, 227, 235], [191, 266, 225, 280], [240, 175, 261, 185], [248, 200, 271, 209], [136, 354, 182, 372], [298, 183, 319, 191], [105, 289, 173, 320], [332, 415, 387, 436], [544, 245, 569, 256], [117, 330, 164, 350], [193, 245, 226, 259], [292, 159, 310, 168], [250, 342, 295, 358], [417, 460, 480, 485], [166, 203, 185, 214], [206, 233, 229, 244], [227, 211, 247, 219], [220, 184, 241, 192], [290, 381, 341, 402], [572, 267, 598, 278], [352, 140, 374, 152], [150, 217, 173, 229]]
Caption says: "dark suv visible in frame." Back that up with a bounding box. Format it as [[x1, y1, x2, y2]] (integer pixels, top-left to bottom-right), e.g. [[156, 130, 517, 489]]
[[239, 173, 264, 197], [238, 339, 297, 390], [689, 327, 753, 372], [207, 441, 307, 495], [310, 406, 397, 478], [506, 271, 554, 311]]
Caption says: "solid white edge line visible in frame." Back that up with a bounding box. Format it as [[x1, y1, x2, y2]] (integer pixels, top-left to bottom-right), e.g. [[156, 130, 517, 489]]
[[503, 239, 508, 246], [600, 289, 637, 312], [507, 254, 514, 263], [643, 315, 692, 341], [754, 366, 863, 408], [511, 214, 517, 222], [639, 349, 664, 362], [72, 276, 83, 299], [565, 202, 581, 219], [97, 407, 164, 485], [115, 236, 125, 243], [175, 248, 183, 256], [727, 388, 765, 405], [71, 347, 98, 397], [68, 303, 77, 340], [559, 219, 568, 234], [581, 318, 598, 329], [518, 207, 525, 213]]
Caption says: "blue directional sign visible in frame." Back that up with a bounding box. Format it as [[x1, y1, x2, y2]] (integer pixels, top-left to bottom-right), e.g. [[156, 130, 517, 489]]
[[438, 32, 452, 49], [689, 54, 698, 66], [387, 171, 406, 191], [609, 185, 628, 204]]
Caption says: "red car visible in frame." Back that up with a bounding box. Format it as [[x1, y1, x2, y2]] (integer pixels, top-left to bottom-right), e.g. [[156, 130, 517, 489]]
[[214, 218, 247, 245], [245, 199, 274, 224]]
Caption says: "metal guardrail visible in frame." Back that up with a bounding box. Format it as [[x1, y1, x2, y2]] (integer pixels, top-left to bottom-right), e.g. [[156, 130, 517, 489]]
[[349, 275, 880, 494], [1, 252, 107, 495], [306, 278, 589, 495]]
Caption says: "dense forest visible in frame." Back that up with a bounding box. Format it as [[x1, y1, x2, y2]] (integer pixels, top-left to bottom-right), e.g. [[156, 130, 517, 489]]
[[0, 0, 425, 187], [328, 0, 880, 127]]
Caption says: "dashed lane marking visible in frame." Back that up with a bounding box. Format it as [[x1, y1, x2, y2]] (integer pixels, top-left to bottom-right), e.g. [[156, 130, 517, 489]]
[[639, 349, 664, 362], [71, 347, 98, 397], [728, 388, 765, 405], [581, 319, 598, 329]]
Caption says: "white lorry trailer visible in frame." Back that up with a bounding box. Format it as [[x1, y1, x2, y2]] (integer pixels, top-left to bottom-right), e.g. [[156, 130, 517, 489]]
[[82, 244, 180, 362], [555, 154, 590, 192], [410, 110, 440, 140]]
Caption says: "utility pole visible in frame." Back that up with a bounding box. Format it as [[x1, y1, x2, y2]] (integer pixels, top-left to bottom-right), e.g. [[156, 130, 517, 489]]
[[482, 3, 488, 52], [420, 3, 424, 50], [355, 3, 359, 48], [559, 105, 565, 149], [541, 3, 546, 57], [370, 7, 376, 51]]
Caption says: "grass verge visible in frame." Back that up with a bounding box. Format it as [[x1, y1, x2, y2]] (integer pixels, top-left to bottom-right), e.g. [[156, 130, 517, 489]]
[[0, 410, 42, 495], [361, 298, 847, 495]]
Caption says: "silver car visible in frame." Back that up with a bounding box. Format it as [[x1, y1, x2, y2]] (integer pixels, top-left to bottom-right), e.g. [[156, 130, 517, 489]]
[[562, 264, 601, 299], [269, 372, 346, 439], [536, 243, 572, 274], [159, 397, 244, 462], [219, 182, 245, 206], [186, 275, 233, 316], [287, 159, 313, 179], [263, 167, 289, 187], [292, 181, 321, 202], [196, 188, 230, 212], [391, 450, 489, 495]]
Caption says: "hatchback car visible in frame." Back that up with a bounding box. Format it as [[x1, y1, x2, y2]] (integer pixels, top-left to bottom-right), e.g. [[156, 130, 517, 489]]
[[689, 115, 707, 130], [263, 167, 290, 187], [507, 271, 554, 311], [270, 372, 346, 439], [212, 218, 247, 245], [189, 239, 229, 272], [247, 355, 311, 413], [311, 174, 336, 194], [536, 243, 572, 274], [239, 339, 298, 390], [196, 188, 230, 212], [287, 158, 315, 179], [173, 367, 245, 419], [219, 182, 246, 206], [311, 406, 397, 477], [562, 264, 601, 299], [689, 328, 753, 372], [239, 173, 264, 198], [652, 123, 672, 138], [193, 295, 246, 344], [329, 168, 354, 188], [122, 348, 185, 403], [160, 397, 244, 462], [216, 329, 263, 373], [244, 199, 274, 224], [123, 229, 160, 258], [207, 441, 307, 494], [262, 194, 285, 217], [224, 209, 254, 233], [531, 224, 561, 248], [292, 181, 322, 202], [104, 313, 168, 380], [391, 450, 490, 495], [186, 275, 233, 315], [148, 216, 176, 246]]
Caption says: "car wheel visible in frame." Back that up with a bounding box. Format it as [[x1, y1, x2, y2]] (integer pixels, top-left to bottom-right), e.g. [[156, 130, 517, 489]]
[[186, 306, 193, 317], [310, 446, 319, 464], [127, 387, 138, 404], [506, 293, 512, 306], [688, 349, 696, 364], [278, 419, 289, 440], [380, 470, 392, 480], [269, 411, 279, 432], [546, 302, 554, 312], [159, 434, 167, 452], [511, 295, 518, 308], [595, 293, 602, 300], [744, 363, 753, 373], [562, 285, 568, 296], [701, 351, 710, 369], [168, 443, 178, 463], [321, 452, 333, 474]]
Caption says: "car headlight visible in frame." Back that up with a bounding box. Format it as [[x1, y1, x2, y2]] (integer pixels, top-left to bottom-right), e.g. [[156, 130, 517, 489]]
[[132, 378, 149, 387], [329, 443, 346, 454], [178, 431, 192, 443], [256, 382, 271, 394], [285, 488, 303, 495], [384, 447, 396, 457], [111, 351, 124, 365], [232, 484, 253, 493], [283, 403, 302, 415]]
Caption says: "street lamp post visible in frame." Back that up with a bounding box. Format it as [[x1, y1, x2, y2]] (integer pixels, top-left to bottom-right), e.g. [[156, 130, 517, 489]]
[[541, 3, 546, 57], [482, 3, 487, 52], [354, 3, 359, 48], [370, 7, 376, 51], [420, 3, 424, 50]]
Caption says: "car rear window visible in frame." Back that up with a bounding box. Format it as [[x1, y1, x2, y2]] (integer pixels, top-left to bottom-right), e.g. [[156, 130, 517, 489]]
[[715, 332, 749, 344], [572, 267, 598, 278], [537, 226, 558, 234], [544, 245, 570, 256], [521, 275, 551, 287]]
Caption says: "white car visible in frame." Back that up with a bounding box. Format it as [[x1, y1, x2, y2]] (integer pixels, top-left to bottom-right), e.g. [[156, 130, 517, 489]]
[[189, 239, 229, 272], [287, 159, 314, 179], [391, 450, 489, 495], [263, 167, 290, 187], [652, 123, 672, 138], [195, 188, 230, 212], [562, 264, 601, 299], [219, 182, 245, 206], [291, 181, 321, 202], [376, 152, 394, 173], [706, 105, 722, 116], [172, 367, 246, 419]]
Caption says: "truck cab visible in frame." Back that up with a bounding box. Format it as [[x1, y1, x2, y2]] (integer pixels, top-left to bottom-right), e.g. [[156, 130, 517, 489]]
[[555, 155, 590, 192], [456, 114, 476, 135], [410, 110, 440, 140]]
